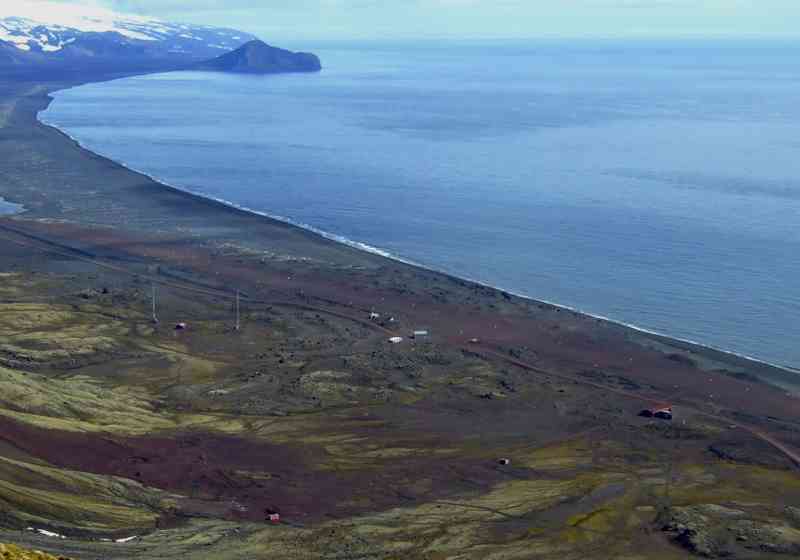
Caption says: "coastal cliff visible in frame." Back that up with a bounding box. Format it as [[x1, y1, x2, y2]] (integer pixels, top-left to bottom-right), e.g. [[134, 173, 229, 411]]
[[193, 40, 321, 74]]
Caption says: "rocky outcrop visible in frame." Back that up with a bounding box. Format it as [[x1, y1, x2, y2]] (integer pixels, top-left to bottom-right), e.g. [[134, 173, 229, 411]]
[[729, 520, 800, 555], [662, 505, 745, 557], [785, 506, 800, 528], [661, 504, 800, 558], [0, 543, 72, 560], [193, 40, 321, 74]]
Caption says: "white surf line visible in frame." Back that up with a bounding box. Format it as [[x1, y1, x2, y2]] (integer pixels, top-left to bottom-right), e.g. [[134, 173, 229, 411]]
[[38, 110, 412, 265]]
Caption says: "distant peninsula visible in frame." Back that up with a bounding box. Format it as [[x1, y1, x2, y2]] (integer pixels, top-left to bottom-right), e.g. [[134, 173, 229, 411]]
[[193, 40, 322, 74]]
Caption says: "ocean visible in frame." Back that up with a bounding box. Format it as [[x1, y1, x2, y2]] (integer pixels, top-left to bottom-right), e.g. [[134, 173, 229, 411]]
[[0, 198, 21, 215], [40, 40, 800, 369]]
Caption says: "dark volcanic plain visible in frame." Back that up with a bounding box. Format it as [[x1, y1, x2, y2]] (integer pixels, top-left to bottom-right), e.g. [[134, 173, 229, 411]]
[[0, 74, 799, 560]]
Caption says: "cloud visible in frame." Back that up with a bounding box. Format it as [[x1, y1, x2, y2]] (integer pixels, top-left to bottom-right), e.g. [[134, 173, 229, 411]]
[[4, 0, 799, 40], [0, 0, 148, 23]]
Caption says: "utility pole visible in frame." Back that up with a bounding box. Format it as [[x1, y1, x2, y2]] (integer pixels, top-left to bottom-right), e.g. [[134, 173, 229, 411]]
[[234, 290, 240, 331], [151, 284, 159, 324], [663, 417, 679, 513]]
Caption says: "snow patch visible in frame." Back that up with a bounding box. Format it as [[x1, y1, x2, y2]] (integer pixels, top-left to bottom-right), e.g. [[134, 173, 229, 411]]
[[26, 527, 67, 539], [0, 1, 159, 38], [115, 535, 139, 543], [0, 1, 253, 53]]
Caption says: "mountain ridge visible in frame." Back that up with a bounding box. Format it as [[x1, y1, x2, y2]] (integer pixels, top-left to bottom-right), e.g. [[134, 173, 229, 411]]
[[0, 7, 319, 77], [0, 12, 255, 60]]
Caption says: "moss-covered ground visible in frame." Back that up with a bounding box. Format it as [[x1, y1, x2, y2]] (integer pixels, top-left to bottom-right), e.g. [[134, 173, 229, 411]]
[[0, 238, 798, 560]]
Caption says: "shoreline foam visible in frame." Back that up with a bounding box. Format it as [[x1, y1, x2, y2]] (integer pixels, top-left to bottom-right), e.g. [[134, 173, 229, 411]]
[[38, 99, 800, 377], [0, 197, 23, 216]]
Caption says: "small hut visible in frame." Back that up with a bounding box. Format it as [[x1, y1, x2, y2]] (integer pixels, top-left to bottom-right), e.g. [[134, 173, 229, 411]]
[[639, 406, 673, 420], [654, 407, 673, 420]]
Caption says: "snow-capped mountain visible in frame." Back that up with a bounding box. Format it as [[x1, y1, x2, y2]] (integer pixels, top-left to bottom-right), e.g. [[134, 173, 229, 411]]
[[0, 1, 257, 73]]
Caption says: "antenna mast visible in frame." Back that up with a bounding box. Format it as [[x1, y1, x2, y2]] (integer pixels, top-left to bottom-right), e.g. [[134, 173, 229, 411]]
[[235, 290, 240, 331], [151, 284, 159, 324]]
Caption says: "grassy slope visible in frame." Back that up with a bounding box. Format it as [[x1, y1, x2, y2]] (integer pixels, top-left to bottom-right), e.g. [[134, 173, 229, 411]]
[[0, 543, 72, 560], [0, 268, 797, 559]]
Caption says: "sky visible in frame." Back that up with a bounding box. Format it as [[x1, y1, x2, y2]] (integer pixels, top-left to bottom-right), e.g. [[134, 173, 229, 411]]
[[8, 0, 800, 41]]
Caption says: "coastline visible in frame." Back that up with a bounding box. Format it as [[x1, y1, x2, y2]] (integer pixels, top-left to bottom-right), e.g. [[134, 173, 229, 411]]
[[1, 78, 389, 264], [33, 80, 800, 379], [38, 110, 399, 262], [0, 75, 797, 398]]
